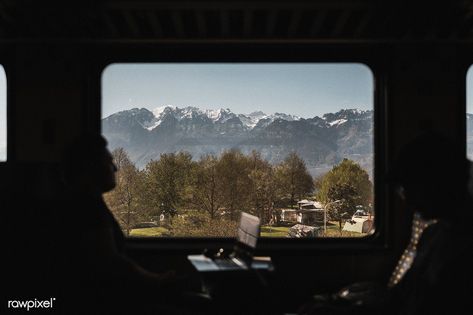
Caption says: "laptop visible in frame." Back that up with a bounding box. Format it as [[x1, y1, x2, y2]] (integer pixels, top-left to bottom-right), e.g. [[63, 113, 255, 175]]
[[188, 212, 261, 271]]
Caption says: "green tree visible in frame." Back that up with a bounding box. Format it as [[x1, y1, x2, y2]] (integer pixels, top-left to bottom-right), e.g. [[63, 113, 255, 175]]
[[247, 151, 276, 224], [104, 148, 144, 236], [167, 212, 239, 237], [324, 183, 360, 233], [316, 159, 373, 233], [192, 155, 223, 219], [275, 152, 314, 208], [216, 149, 252, 220], [143, 152, 194, 219]]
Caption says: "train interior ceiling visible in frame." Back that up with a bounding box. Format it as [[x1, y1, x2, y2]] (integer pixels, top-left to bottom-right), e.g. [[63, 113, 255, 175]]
[[1, 0, 473, 312]]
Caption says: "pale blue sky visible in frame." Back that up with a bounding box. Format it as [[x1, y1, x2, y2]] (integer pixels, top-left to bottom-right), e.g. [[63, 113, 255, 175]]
[[101, 63, 374, 118]]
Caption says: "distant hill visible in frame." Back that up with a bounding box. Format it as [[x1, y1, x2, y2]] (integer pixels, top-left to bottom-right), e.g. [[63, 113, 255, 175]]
[[102, 106, 373, 178]]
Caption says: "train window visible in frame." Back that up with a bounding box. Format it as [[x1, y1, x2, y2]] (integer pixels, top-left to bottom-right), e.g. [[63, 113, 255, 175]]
[[101, 63, 374, 238], [467, 66, 473, 160], [0, 65, 6, 162]]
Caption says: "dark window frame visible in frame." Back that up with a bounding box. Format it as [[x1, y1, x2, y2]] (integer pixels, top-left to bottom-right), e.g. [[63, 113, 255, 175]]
[[89, 42, 390, 253]]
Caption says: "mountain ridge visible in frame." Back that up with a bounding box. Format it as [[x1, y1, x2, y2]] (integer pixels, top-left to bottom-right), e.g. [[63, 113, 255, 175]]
[[102, 106, 374, 178]]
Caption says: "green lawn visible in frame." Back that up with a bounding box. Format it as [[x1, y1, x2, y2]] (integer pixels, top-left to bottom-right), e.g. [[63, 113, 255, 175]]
[[324, 221, 365, 237], [129, 223, 364, 238], [260, 226, 290, 237], [323, 228, 365, 237], [130, 225, 292, 238], [129, 227, 169, 237], [260, 222, 365, 238]]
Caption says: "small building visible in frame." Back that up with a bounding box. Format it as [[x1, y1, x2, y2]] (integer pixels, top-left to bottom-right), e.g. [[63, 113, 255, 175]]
[[280, 209, 298, 222], [296, 209, 325, 226], [297, 199, 324, 210], [281, 200, 325, 226]]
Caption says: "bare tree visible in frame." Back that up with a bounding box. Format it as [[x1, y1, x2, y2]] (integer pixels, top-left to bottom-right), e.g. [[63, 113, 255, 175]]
[[104, 148, 143, 236]]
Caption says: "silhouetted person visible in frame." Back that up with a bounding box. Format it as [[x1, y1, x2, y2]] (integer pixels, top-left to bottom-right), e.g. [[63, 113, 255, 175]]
[[54, 134, 192, 313], [386, 132, 473, 315], [300, 132, 473, 315]]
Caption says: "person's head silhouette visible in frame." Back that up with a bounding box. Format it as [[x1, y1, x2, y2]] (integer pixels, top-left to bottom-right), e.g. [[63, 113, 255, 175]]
[[62, 134, 117, 196], [389, 132, 470, 220]]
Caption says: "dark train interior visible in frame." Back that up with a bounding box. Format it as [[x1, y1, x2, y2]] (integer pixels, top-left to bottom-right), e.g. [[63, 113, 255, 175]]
[[2, 0, 473, 314]]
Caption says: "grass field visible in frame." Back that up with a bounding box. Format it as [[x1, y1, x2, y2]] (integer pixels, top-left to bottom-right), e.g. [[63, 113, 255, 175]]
[[129, 222, 365, 238], [129, 227, 169, 237], [260, 226, 290, 237], [260, 222, 365, 238]]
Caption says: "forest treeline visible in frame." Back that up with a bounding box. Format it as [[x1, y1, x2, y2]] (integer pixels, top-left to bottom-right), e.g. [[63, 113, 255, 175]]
[[104, 148, 372, 237]]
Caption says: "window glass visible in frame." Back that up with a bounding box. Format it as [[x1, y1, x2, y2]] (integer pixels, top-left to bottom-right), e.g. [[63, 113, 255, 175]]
[[102, 63, 374, 238], [467, 67, 473, 160], [0, 66, 6, 161]]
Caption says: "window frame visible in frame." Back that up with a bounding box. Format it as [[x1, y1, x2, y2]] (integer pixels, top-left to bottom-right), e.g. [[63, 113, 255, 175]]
[[465, 64, 473, 159], [90, 42, 390, 253], [0, 62, 10, 164]]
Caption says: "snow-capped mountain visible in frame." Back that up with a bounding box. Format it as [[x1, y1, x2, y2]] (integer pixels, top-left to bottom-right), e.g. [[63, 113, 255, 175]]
[[102, 106, 373, 177], [125, 106, 302, 131]]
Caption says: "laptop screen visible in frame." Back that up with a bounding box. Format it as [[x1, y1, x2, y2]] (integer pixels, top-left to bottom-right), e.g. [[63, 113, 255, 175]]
[[237, 212, 260, 248]]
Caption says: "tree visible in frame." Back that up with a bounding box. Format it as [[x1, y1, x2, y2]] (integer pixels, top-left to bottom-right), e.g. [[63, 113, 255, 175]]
[[104, 148, 144, 236], [143, 152, 194, 219], [215, 149, 252, 220], [316, 159, 373, 233], [275, 152, 314, 208], [247, 151, 276, 224], [192, 155, 223, 219], [167, 212, 239, 237], [324, 183, 360, 233], [111, 147, 128, 171]]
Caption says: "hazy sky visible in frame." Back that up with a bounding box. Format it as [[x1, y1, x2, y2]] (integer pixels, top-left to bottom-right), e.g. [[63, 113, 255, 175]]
[[102, 63, 374, 119], [0, 67, 6, 161]]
